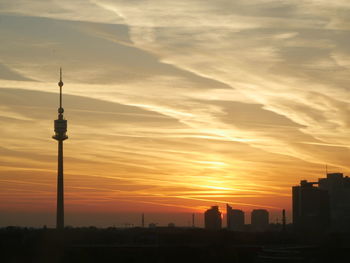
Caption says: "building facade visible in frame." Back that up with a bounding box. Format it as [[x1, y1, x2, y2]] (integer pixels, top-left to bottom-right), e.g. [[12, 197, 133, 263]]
[[204, 206, 222, 230], [251, 209, 269, 231], [318, 173, 350, 231], [292, 180, 330, 232], [226, 204, 245, 231]]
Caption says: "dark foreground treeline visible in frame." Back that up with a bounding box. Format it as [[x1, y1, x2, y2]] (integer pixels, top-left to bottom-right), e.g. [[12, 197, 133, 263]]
[[1, 227, 350, 263]]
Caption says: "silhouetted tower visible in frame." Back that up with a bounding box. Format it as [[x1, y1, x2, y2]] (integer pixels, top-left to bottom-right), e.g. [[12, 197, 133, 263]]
[[204, 206, 222, 230], [282, 209, 286, 231], [142, 213, 145, 228], [53, 68, 68, 230], [192, 213, 195, 228]]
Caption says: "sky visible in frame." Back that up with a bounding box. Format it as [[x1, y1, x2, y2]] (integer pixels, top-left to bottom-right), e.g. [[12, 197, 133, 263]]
[[1, 0, 350, 227]]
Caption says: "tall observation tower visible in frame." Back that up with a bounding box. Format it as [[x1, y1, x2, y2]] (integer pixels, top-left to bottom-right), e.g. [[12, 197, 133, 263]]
[[53, 68, 68, 230]]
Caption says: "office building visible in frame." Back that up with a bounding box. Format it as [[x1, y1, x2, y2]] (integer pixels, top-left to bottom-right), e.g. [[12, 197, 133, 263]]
[[318, 173, 350, 231], [204, 206, 222, 230], [226, 204, 244, 231], [251, 209, 269, 231], [292, 180, 330, 232]]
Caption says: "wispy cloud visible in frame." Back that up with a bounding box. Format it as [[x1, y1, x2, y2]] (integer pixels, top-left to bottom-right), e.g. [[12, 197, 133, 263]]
[[1, 0, 350, 225]]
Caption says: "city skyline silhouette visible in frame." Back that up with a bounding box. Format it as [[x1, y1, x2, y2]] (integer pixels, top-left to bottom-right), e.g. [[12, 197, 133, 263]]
[[2, 1, 350, 262], [2, 0, 350, 230]]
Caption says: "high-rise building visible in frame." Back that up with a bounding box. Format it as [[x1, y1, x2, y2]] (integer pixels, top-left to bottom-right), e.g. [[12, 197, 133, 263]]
[[292, 180, 330, 232], [204, 206, 222, 230], [318, 173, 350, 231], [52, 69, 68, 230], [251, 209, 269, 231], [226, 204, 244, 231]]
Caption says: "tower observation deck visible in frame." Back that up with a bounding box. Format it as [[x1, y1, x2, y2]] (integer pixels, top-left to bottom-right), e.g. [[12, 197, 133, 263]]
[[53, 68, 68, 230]]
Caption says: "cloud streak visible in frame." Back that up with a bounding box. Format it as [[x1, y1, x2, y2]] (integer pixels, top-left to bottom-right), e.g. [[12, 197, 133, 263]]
[[1, 0, 350, 226]]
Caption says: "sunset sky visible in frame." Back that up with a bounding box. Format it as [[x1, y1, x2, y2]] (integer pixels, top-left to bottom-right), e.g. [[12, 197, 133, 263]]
[[1, 0, 350, 227]]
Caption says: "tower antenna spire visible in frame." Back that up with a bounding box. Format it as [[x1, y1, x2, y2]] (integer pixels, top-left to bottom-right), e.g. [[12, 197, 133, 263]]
[[58, 67, 64, 110]]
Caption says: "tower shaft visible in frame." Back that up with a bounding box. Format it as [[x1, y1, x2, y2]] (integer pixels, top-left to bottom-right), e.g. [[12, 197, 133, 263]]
[[56, 140, 64, 229]]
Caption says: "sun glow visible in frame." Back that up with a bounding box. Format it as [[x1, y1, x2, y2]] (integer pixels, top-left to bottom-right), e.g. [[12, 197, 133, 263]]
[[1, 0, 348, 227]]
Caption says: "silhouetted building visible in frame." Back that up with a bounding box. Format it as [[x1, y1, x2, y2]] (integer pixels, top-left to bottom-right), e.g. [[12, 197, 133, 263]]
[[251, 209, 269, 231], [226, 204, 244, 231], [282, 209, 286, 232], [204, 206, 222, 230], [52, 69, 68, 230], [149, 223, 157, 228], [292, 180, 330, 232], [318, 173, 350, 231]]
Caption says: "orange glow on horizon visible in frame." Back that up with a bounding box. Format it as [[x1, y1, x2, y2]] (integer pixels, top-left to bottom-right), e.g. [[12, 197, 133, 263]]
[[1, 0, 349, 227]]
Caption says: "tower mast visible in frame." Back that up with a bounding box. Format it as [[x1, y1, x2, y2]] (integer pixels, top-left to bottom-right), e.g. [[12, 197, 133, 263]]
[[53, 68, 68, 230]]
